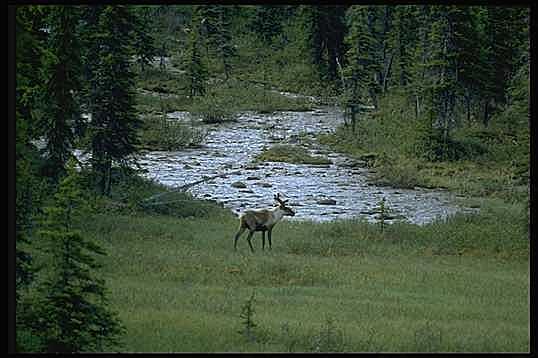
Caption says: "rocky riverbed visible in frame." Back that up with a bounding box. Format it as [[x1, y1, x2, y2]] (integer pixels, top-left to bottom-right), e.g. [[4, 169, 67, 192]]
[[136, 107, 477, 224]]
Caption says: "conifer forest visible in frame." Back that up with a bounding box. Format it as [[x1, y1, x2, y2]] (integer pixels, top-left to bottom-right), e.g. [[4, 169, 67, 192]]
[[12, 5, 530, 353]]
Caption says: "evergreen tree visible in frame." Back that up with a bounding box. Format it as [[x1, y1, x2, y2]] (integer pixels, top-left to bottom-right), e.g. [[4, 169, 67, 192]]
[[343, 5, 377, 108], [15, 5, 49, 293], [79, 5, 104, 126], [217, 6, 237, 81], [86, 5, 141, 195], [423, 6, 458, 150], [31, 160, 124, 352], [366, 6, 393, 94], [451, 6, 484, 123], [185, 8, 208, 97], [325, 5, 347, 84], [251, 5, 283, 44], [250, 5, 286, 107], [297, 5, 347, 84], [131, 5, 157, 72], [198, 5, 237, 81], [409, 5, 433, 120], [481, 6, 527, 126], [38, 5, 82, 180], [392, 5, 420, 88]]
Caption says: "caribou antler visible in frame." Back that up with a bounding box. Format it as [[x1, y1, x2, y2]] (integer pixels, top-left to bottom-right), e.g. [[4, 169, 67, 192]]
[[234, 193, 295, 252], [274, 193, 288, 205]]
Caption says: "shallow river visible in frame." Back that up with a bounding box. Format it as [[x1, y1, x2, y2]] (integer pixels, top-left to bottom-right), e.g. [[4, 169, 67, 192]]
[[136, 107, 476, 225]]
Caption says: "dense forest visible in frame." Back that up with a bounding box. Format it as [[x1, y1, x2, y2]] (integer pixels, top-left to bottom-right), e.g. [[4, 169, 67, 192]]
[[13, 5, 529, 353]]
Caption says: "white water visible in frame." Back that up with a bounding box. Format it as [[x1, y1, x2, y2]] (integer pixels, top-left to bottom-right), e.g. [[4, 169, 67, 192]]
[[136, 108, 477, 224]]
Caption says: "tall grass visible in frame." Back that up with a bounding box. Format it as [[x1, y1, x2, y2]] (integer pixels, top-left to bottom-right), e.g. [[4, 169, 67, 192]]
[[318, 91, 529, 202], [67, 177, 529, 352], [138, 115, 207, 151]]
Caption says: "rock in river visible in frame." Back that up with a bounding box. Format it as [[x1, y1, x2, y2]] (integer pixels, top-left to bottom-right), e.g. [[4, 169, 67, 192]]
[[317, 198, 337, 205], [231, 181, 247, 188]]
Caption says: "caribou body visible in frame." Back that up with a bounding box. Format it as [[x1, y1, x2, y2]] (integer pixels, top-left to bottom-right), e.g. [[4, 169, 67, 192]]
[[234, 193, 295, 252]]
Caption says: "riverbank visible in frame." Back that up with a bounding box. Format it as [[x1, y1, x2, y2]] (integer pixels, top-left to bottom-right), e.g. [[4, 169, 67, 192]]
[[21, 122, 528, 352], [316, 93, 530, 205], [73, 174, 528, 352], [72, 54, 529, 353], [134, 108, 475, 224]]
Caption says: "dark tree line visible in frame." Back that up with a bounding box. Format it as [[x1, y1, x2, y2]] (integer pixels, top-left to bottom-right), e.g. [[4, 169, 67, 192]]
[[15, 5, 155, 352], [340, 5, 528, 156]]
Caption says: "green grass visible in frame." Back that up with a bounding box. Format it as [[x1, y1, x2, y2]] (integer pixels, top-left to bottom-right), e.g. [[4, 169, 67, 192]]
[[74, 192, 529, 352], [134, 61, 315, 120], [256, 144, 332, 165], [18, 171, 528, 352], [317, 91, 529, 202], [138, 115, 207, 151]]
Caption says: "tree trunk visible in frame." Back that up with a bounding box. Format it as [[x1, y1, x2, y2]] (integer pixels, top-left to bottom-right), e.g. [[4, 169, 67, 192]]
[[382, 52, 394, 93], [351, 105, 357, 133], [105, 158, 112, 196], [465, 93, 471, 124], [415, 94, 420, 119], [483, 99, 490, 127]]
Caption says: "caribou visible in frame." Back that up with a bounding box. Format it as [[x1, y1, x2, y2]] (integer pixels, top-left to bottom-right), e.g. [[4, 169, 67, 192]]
[[233, 193, 295, 252]]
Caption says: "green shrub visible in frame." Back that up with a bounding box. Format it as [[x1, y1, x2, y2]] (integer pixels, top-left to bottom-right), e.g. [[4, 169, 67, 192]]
[[135, 93, 190, 115], [188, 91, 236, 123], [373, 156, 423, 189], [418, 128, 488, 162], [309, 316, 347, 352], [139, 116, 207, 150]]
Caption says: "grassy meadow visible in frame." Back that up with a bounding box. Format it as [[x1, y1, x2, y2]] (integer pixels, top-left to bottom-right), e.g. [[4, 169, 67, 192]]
[[77, 187, 529, 352], [14, 5, 530, 354]]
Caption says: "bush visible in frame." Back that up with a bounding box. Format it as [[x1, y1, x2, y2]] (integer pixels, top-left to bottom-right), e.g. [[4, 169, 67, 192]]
[[418, 128, 488, 162], [135, 92, 190, 115], [373, 155, 423, 189], [139, 116, 207, 150], [104, 172, 230, 219], [188, 91, 236, 124]]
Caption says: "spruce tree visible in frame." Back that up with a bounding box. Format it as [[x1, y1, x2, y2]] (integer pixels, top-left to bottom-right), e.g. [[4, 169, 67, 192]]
[[31, 160, 124, 352], [409, 5, 433, 120], [131, 5, 157, 72], [451, 6, 484, 123], [343, 6, 377, 108], [423, 5, 458, 154], [198, 5, 237, 81], [392, 5, 420, 88], [297, 5, 347, 85], [185, 7, 208, 97], [15, 5, 49, 293], [364, 5, 385, 101], [86, 5, 141, 195], [216, 6, 236, 81], [325, 6, 347, 84], [481, 6, 526, 126], [38, 5, 82, 180], [251, 5, 283, 44]]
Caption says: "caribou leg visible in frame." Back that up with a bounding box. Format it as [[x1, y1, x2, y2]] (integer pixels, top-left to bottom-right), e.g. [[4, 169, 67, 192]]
[[234, 226, 246, 251], [246, 231, 255, 253]]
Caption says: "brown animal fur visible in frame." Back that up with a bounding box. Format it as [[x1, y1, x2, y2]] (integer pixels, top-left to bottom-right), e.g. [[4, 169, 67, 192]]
[[233, 194, 295, 252]]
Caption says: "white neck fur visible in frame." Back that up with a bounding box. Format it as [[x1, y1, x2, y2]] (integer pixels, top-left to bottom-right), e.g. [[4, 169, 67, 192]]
[[268, 206, 285, 226]]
